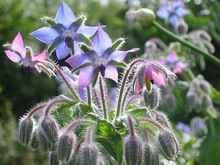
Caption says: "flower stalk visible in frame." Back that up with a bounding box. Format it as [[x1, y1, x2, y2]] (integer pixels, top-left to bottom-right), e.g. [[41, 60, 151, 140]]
[[152, 21, 220, 67]]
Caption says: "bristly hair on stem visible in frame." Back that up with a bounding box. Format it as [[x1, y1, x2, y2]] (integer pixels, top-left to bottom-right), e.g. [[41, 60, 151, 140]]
[[115, 58, 146, 120], [99, 77, 108, 120]]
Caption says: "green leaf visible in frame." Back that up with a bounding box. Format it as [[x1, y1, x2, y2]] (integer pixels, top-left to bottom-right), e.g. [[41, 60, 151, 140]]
[[80, 34, 92, 46], [96, 119, 123, 164], [126, 107, 148, 117], [80, 43, 91, 52], [111, 61, 127, 68], [79, 103, 93, 115], [48, 37, 62, 54], [41, 16, 57, 26], [112, 38, 125, 50], [75, 15, 87, 25], [139, 121, 159, 132]]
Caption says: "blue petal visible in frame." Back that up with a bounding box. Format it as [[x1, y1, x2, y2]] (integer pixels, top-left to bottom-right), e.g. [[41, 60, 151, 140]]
[[31, 27, 61, 44], [156, 6, 170, 20], [77, 25, 98, 38], [55, 1, 76, 29], [176, 7, 189, 17], [55, 41, 70, 60], [169, 15, 179, 27], [91, 25, 112, 56]]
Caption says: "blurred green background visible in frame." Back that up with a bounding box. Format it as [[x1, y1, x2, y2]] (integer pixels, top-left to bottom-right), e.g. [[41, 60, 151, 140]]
[[0, 0, 220, 164]]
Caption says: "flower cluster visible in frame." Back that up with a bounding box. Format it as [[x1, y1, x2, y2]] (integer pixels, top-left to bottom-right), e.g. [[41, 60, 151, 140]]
[[3, 1, 182, 165]]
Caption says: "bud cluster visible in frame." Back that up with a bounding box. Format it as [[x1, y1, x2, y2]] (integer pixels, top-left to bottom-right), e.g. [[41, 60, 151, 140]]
[[186, 75, 213, 110]]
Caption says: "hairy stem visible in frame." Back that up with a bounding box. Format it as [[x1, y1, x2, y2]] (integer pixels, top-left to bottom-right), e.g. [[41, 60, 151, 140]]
[[99, 77, 107, 120], [44, 96, 71, 116], [153, 21, 220, 67], [87, 86, 92, 106], [138, 117, 164, 129], [27, 103, 47, 118], [115, 58, 145, 119]]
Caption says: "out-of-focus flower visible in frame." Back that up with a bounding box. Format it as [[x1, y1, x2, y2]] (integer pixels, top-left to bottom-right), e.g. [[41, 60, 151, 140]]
[[157, 1, 189, 26], [160, 51, 188, 74], [134, 62, 176, 94], [31, 1, 97, 60], [4, 33, 54, 75], [190, 117, 208, 137], [56, 67, 86, 101], [66, 25, 139, 88], [176, 122, 191, 134]]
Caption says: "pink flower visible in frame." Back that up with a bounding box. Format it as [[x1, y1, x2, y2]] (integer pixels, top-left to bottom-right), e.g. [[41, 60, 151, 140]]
[[4, 32, 54, 75], [160, 51, 188, 74], [134, 62, 176, 94]]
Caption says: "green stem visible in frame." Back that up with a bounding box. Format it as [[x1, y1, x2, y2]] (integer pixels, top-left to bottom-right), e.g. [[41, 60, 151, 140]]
[[115, 58, 145, 120], [209, 117, 215, 135], [87, 86, 92, 106], [99, 77, 107, 120], [152, 21, 220, 67]]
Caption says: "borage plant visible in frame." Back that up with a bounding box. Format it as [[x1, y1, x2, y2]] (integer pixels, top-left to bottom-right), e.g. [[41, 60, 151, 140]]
[[3, 1, 193, 165]]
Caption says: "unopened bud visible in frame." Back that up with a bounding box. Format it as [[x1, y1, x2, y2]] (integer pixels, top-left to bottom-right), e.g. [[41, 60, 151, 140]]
[[186, 91, 198, 108], [201, 95, 212, 109], [135, 8, 156, 27], [78, 143, 98, 165], [18, 116, 33, 145], [158, 128, 180, 160], [41, 116, 59, 143], [143, 85, 160, 109], [199, 80, 210, 94], [175, 20, 188, 35], [57, 131, 76, 161], [143, 143, 159, 165], [29, 129, 39, 150], [125, 135, 143, 165], [49, 151, 59, 165], [37, 127, 55, 151]]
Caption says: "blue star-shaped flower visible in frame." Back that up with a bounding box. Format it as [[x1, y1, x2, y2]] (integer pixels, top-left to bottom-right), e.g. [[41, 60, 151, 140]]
[[31, 1, 97, 60]]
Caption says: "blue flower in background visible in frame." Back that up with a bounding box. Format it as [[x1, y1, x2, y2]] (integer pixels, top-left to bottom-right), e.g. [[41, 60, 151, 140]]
[[31, 1, 97, 60], [157, 1, 189, 26], [190, 117, 208, 137], [176, 122, 191, 134]]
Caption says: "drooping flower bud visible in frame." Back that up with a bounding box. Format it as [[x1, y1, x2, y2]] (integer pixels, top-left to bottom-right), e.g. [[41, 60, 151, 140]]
[[143, 85, 160, 109], [186, 91, 198, 108], [29, 128, 39, 150], [57, 131, 76, 161], [143, 143, 160, 165], [41, 116, 59, 143], [201, 95, 212, 109], [175, 20, 188, 35], [78, 143, 98, 165], [157, 128, 180, 160], [49, 151, 59, 165], [199, 80, 210, 94], [126, 8, 156, 27], [125, 115, 143, 165], [78, 127, 98, 165], [18, 116, 33, 145], [37, 127, 55, 151]]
